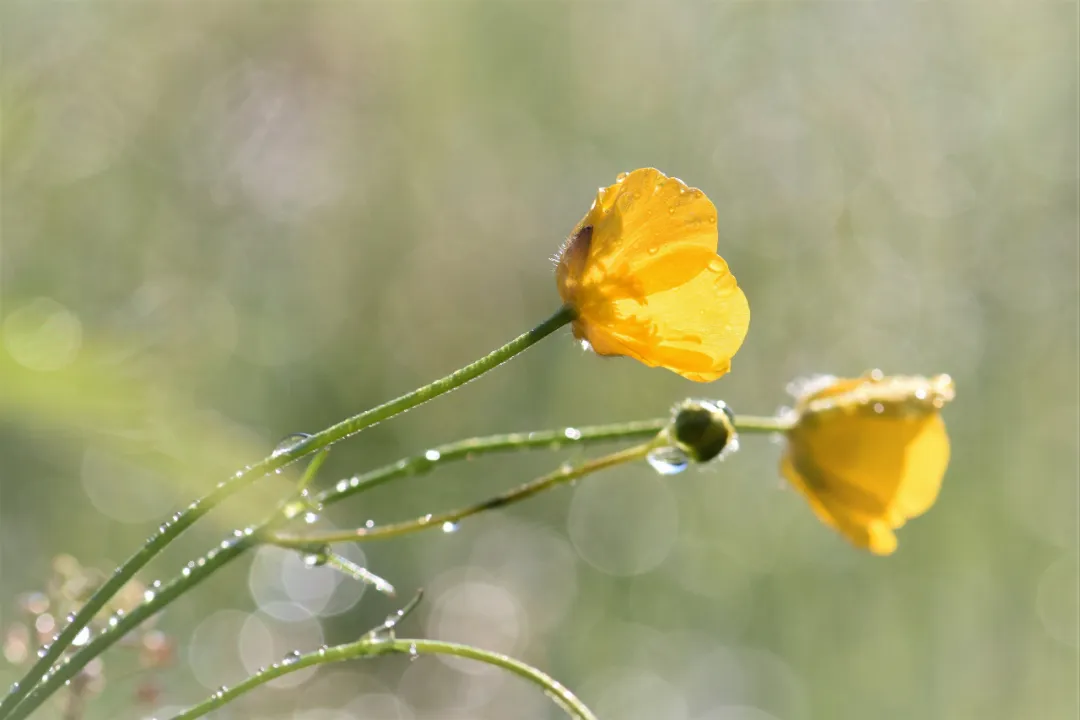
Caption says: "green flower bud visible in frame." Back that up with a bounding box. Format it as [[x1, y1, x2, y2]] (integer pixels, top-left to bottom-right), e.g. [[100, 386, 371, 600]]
[[670, 399, 737, 463]]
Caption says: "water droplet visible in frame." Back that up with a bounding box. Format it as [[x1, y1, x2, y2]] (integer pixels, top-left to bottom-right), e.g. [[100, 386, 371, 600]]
[[181, 567, 192, 578], [563, 427, 582, 440], [646, 446, 690, 475], [272, 432, 312, 458], [65, 613, 77, 623], [873, 403, 885, 414], [143, 589, 156, 603], [365, 519, 375, 529], [424, 449, 441, 462], [408, 643, 419, 661], [718, 436, 740, 458], [441, 521, 459, 534], [648, 245, 660, 254], [317, 645, 328, 657], [72, 627, 91, 646], [303, 511, 319, 524], [282, 650, 302, 665], [335, 479, 349, 493], [37, 647, 49, 658], [303, 554, 327, 568], [421, 514, 433, 524]]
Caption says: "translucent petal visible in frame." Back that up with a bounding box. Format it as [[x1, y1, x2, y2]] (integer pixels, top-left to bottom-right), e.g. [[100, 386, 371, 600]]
[[781, 410, 950, 554]]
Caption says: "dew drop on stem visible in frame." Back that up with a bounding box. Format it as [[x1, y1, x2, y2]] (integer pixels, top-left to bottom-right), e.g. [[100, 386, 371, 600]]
[[272, 432, 312, 458], [646, 446, 689, 475]]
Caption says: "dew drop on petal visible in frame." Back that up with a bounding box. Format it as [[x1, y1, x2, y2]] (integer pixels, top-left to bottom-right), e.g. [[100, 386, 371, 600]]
[[646, 446, 689, 476]]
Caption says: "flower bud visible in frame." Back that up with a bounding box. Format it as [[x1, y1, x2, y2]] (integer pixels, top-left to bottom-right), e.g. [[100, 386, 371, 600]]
[[670, 399, 737, 463]]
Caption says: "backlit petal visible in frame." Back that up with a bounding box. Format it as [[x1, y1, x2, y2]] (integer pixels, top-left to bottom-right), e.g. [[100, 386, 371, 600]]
[[555, 168, 749, 381]]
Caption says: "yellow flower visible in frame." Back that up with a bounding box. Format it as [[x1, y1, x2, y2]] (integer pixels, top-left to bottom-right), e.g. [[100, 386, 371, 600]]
[[555, 168, 750, 382], [781, 371, 956, 555]]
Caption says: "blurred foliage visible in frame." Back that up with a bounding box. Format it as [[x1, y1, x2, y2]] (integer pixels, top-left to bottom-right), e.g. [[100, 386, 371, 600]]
[[1, 2, 1077, 719]]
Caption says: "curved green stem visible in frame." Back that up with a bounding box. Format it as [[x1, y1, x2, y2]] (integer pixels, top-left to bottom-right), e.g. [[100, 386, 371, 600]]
[[0, 413, 646, 720], [166, 638, 597, 720], [274, 442, 656, 547], [0, 306, 572, 720]]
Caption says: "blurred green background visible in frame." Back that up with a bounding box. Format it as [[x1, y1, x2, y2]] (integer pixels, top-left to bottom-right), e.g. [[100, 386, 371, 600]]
[[1, 3, 1077, 719]]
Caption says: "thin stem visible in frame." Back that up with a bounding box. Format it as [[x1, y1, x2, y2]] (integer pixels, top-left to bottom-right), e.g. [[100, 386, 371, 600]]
[[274, 442, 655, 547], [315, 418, 668, 507], [733, 414, 794, 434], [0, 306, 572, 720], [166, 638, 597, 720]]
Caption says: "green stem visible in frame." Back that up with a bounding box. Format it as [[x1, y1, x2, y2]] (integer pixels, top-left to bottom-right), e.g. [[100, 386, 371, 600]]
[[315, 418, 668, 507], [0, 306, 572, 720], [166, 638, 598, 720], [274, 442, 656, 547], [733, 414, 794, 433]]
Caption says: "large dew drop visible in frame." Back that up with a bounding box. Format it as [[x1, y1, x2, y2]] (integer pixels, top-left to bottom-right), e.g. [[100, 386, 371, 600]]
[[646, 446, 689, 476], [272, 432, 312, 458]]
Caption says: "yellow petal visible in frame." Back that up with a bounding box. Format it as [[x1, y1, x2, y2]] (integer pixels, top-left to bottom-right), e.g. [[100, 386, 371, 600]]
[[604, 259, 749, 377], [795, 412, 948, 521], [781, 453, 899, 555], [587, 168, 719, 273]]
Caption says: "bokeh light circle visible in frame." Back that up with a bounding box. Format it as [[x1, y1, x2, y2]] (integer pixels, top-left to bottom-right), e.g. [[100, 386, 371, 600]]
[[568, 469, 679, 576]]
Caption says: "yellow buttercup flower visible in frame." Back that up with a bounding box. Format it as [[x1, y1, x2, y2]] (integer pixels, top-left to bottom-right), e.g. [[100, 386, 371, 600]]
[[555, 168, 750, 382], [781, 371, 956, 555]]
